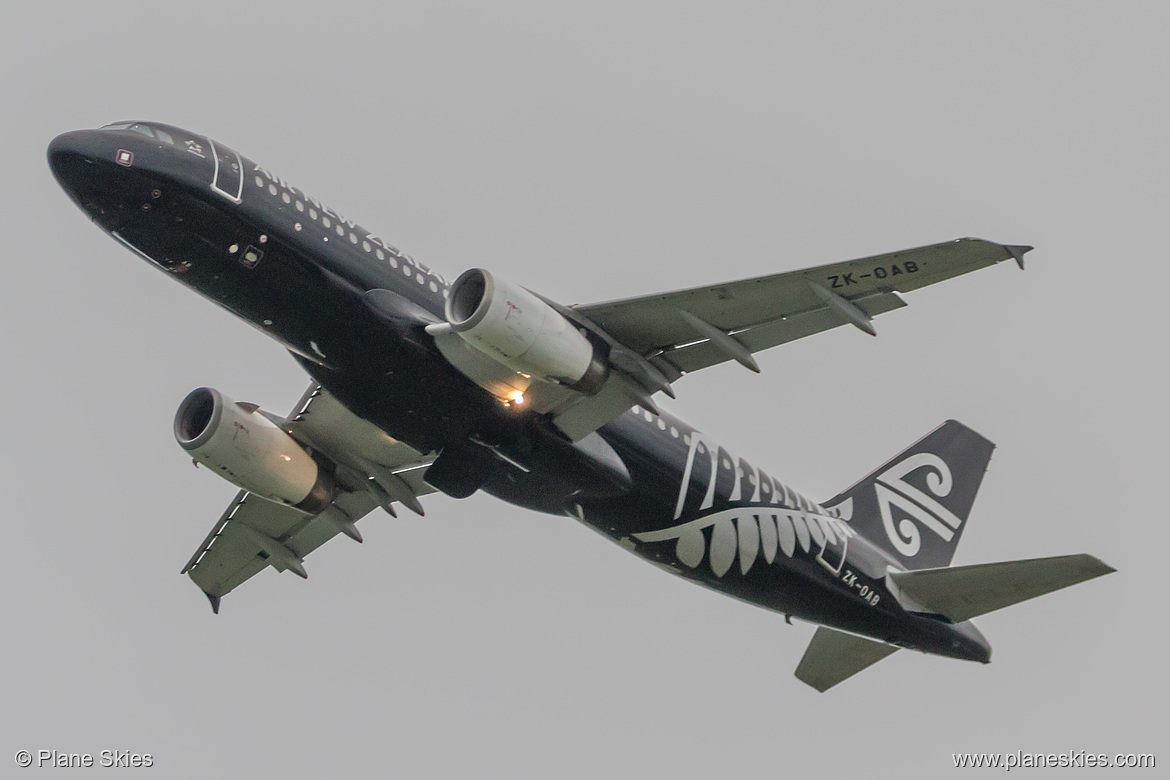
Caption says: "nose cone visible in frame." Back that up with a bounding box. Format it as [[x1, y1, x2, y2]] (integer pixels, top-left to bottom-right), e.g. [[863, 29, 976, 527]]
[[48, 130, 88, 184], [48, 129, 93, 160], [48, 129, 114, 208], [48, 129, 152, 232], [47, 129, 106, 182]]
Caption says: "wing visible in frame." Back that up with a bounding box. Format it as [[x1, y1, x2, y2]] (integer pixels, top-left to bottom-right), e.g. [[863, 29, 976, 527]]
[[575, 237, 1029, 367], [548, 238, 1029, 439], [181, 384, 436, 611]]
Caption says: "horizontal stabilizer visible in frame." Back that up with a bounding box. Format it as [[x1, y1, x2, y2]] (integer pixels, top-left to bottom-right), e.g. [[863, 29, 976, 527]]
[[887, 554, 1115, 623], [794, 626, 900, 692]]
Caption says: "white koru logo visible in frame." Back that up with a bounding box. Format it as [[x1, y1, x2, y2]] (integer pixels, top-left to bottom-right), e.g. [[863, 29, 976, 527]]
[[875, 453, 962, 557]]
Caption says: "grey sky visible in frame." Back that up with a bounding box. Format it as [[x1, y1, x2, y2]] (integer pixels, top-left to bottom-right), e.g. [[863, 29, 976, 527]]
[[2, 2, 1164, 776]]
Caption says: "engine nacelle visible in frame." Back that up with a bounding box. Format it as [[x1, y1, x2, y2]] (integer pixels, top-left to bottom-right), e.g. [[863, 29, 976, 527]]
[[174, 387, 334, 513], [445, 268, 607, 393]]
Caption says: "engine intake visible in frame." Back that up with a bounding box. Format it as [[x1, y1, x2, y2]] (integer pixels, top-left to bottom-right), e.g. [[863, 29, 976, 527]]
[[445, 268, 607, 394], [175, 387, 334, 513]]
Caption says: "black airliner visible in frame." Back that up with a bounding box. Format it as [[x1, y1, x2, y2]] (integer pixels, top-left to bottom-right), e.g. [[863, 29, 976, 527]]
[[48, 121, 1113, 690]]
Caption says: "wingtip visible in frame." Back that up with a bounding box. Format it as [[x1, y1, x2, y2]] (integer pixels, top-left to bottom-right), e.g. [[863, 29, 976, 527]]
[[1085, 555, 1117, 576], [1003, 244, 1033, 270], [206, 592, 221, 614], [793, 670, 833, 693]]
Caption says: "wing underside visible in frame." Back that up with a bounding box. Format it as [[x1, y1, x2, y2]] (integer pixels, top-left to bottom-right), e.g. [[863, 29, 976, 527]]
[[544, 238, 1028, 439], [182, 384, 435, 610]]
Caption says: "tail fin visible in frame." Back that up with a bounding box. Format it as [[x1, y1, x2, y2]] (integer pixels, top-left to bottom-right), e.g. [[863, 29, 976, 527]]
[[887, 554, 1116, 622], [822, 420, 995, 570]]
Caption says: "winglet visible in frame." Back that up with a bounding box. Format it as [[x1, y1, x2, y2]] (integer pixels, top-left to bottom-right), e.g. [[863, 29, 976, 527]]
[[206, 592, 221, 614], [1004, 244, 1033, 270]]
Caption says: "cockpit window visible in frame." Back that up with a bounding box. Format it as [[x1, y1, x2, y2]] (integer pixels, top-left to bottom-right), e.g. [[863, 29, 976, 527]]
[[99, 121, 155, 138], [99, 121, 176, 146]]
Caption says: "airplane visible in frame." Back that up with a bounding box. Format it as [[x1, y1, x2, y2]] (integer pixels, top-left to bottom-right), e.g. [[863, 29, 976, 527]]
[[48, 121, 1114, 691]]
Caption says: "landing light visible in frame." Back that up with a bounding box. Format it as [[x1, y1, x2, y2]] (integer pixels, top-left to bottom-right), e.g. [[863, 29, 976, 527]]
[[503, 390, 525, 408]]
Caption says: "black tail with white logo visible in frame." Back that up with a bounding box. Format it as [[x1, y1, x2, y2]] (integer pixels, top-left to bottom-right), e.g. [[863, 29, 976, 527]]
[[822, 420, 995, 570]]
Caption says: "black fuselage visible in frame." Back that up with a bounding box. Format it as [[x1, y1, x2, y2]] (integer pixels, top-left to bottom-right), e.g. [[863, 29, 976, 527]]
[[48, 122, 990, 663]]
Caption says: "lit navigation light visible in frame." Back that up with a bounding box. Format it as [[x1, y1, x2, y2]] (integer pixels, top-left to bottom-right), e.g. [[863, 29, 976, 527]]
[[507, 390, 526, 407]]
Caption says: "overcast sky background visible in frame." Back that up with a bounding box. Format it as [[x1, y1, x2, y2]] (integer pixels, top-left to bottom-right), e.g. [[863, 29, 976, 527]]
[[1, 2, 1165, 777]]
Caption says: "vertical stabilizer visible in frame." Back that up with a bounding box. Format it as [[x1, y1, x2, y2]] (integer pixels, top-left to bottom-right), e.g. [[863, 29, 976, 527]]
[[823, 421, 994, 570]]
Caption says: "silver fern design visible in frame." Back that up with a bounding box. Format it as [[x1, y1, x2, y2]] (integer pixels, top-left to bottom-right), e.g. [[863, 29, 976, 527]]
[[633, 431, 852, 577], [633, 508, 852, 577]]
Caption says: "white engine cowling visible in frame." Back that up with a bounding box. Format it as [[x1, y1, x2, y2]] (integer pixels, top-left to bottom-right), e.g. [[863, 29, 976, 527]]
[[445, 268, 606, 392], [174, 387, 333, 512]]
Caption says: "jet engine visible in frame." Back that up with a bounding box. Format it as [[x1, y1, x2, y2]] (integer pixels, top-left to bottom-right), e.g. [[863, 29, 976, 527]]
[[443, 268, 607, 393], [174, 387, 334, 513]]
